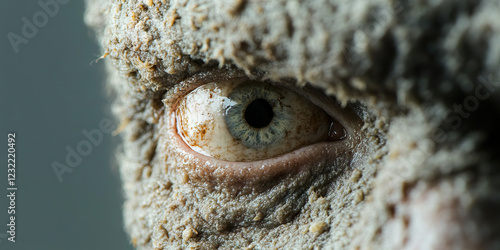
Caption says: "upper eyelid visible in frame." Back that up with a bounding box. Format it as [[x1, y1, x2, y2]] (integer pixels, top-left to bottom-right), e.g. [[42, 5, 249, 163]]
[[161, 70, 247, 106]]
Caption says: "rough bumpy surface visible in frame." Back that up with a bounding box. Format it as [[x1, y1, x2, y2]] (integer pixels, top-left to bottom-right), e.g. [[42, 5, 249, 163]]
[[85, 0, 500, 249]]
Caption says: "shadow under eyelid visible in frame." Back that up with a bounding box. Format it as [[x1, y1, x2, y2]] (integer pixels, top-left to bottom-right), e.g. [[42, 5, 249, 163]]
[[278, 82, 365, 138]]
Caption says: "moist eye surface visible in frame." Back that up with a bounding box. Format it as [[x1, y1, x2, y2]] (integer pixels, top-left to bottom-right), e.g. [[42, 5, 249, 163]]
[[175, 79, 346, 162]]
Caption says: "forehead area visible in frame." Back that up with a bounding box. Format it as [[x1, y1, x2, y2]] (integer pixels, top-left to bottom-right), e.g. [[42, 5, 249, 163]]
[[89, 0, 397, 96]]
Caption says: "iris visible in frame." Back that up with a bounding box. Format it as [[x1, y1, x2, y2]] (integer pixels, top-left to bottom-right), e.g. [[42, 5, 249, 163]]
[[224, 83, 291, 149]]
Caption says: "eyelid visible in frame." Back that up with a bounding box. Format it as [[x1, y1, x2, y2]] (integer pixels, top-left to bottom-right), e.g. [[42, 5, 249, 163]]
[[162, 69, 248, 110], [160, 70, 363, 185]]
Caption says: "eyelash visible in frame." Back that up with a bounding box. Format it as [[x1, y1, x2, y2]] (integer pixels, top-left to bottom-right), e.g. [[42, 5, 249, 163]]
[[159, 70, 362, 184]]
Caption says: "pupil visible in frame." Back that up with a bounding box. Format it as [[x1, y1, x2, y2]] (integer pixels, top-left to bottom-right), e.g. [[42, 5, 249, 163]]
[[244, 98, 274, 128]]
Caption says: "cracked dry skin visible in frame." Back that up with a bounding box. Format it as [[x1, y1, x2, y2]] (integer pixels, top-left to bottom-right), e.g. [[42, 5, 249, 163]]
[[85, 0, 500, 249]]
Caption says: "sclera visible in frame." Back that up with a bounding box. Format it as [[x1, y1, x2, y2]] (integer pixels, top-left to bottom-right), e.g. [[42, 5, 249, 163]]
[[176, 80, 333, 161]]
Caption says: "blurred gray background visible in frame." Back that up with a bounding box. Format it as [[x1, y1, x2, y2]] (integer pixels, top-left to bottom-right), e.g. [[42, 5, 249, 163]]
[[0, 1, 133, 249]]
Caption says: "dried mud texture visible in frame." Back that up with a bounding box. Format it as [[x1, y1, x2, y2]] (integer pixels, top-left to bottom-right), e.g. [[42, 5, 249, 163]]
[[85, 0, 500, 249]]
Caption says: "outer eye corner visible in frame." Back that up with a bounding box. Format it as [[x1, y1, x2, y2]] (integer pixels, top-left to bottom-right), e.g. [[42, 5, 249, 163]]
[[327, 119, 348, 142]]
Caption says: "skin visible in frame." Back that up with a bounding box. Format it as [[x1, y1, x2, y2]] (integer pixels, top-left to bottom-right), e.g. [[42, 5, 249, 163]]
[[85, 0, 500, 249]]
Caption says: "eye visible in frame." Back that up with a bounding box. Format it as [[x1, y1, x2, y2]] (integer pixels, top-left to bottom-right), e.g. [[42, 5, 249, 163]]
[[175, 79, 354, 161], [175, 79, 346, 162], [160, 71, 362, 182]]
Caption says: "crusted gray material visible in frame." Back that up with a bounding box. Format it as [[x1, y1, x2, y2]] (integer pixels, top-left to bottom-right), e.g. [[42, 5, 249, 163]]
[[85, 0, 500, 249]]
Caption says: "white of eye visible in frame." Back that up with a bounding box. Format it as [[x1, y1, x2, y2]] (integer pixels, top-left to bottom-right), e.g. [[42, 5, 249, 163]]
[[175, 79, 343, 162]]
